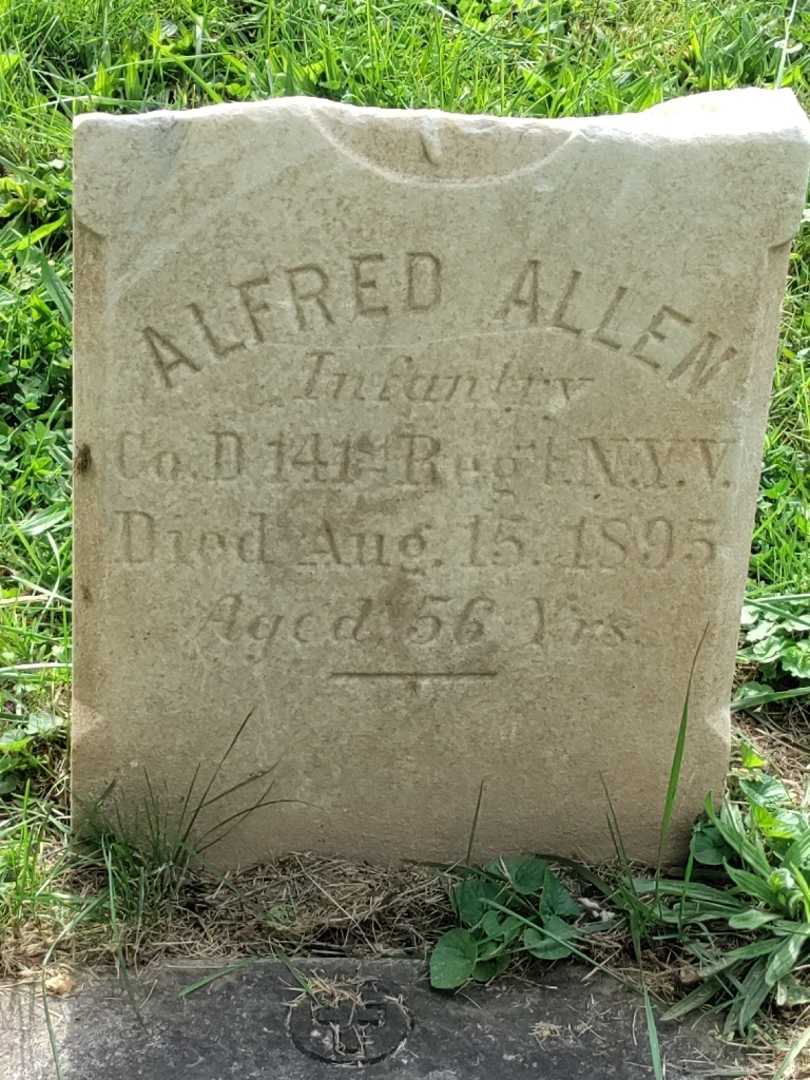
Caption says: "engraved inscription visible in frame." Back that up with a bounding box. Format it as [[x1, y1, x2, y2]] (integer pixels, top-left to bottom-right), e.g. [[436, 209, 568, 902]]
[[116, 506, 723, 571], [497, 262, 739, 394], [142, 251, 445, 389], [118, 510, 272, 565], [556, 515, 718, 570], [296, 351, 592, 410], [114, 429, 740, 494], [463, 514, 718, 570], [121, 242, 746, 677], [200, 591, 653, 659], [298, 520, 435, 574], [139, 252, 741, 396]]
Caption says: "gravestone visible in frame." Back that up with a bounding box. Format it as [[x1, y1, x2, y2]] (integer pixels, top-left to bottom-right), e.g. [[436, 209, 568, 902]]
[[72, 89, 810, 867]]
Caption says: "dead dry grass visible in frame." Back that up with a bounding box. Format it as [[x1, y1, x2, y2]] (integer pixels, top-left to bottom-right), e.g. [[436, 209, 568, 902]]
[[734, 703, 810, 792], [2, 851, 456, 981]]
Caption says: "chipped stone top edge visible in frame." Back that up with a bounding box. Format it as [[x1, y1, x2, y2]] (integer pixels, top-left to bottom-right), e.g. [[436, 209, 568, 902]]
[[72, 87, 810, 145]]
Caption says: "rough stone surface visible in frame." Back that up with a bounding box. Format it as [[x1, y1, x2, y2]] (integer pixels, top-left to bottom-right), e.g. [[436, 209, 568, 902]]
[[72, 89, 810, 866], [2, 960, 745, 1079]]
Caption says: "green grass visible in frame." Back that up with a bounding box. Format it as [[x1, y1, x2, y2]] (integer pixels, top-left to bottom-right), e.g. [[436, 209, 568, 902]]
[[0, 1, 808, 685], [0, 0, 809, 1059], [0, 0, 808, 668]]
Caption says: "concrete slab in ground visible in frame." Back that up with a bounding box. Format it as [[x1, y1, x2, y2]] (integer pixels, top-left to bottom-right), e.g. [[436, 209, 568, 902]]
[[3, 959, 748, 1079]]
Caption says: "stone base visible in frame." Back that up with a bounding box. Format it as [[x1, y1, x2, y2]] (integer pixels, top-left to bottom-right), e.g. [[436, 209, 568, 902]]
[[3, 958, 745, 1078]]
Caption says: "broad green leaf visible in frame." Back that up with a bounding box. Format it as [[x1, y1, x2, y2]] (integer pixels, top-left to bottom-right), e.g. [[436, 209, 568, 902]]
[[735, 957, 772, 1035], [502, 915, 523, 944], [453, 876, 503, 927], [751, 637, 783, 663], [0, 733, 31, 753], [725, 864, 779, 907], [700, 938, 782, 977], [740, 775, 791, 810], [751, 804, 804, 841], [765, 934, 805, 988], [739, 605, 759, 628], [18, 504, 71, 536], [472, 955, 510, 982], [775, 975, 810, 1007], [10, 215, 66, 252], [771, 920, 810, 937], [523, 916, 577, 961], [660, 984, 721, 1015], [25, 711, 64, 736], [711, 800, 772, 877], [540, 869, 580, 918], [430, 929, 478, 989], [656, 902, 744, 926], [781, 643, 810, 679], [480, 910, 504, 939], [739, 740, 767, 769], [768, 868, 798, 894], [512, 857, 548, 895], [728, 909, 779, 930], [477, 935, 507, 961], [784, 830, 810, 875], [480, 910, 522, 944], [485, 855, 530, 882], [661, 979, 720, 1020], [0, 772, 22, 795], [0, 52, 20, 76], [485, 856, 547, 895], [633, 878, 739, 906], [745, 619, 776, 643], [690, 823, 729, 865]]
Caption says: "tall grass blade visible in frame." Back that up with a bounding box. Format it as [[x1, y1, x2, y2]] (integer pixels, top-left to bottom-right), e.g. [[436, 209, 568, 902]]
[[775, 1023, 810, 1080], [196, 796, 303, 853], [599, 772, 646, 958], [179, 707, 256, 848], [103, 837, 146, 1030], [178, 960, 254, 997], [465, 779, 485, 865], [775, 0, 800, 88], [657, 621, 710, 872], [643, 987, 664, 1080]]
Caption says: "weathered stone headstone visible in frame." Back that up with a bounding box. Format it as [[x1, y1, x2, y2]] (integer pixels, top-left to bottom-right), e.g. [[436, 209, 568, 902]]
[[73, 89, 810, 866]]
